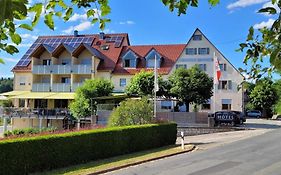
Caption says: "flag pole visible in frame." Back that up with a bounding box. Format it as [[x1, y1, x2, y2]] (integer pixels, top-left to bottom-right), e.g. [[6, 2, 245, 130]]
[[213, 52, 216, 113], [154, 54, 157, 118]]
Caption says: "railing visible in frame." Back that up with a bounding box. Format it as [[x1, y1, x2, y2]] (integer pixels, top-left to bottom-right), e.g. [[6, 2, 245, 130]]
[[32, 65, 92, 74], [72, 83, 82, 92], [32, 83, 51, 92], [0, 107, 70, 119], [72, 65, 92, 74], [52, 83, 71, 92]]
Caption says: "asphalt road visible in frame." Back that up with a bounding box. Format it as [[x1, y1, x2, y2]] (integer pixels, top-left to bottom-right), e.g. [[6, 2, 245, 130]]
[[107, 124, 281, 175]]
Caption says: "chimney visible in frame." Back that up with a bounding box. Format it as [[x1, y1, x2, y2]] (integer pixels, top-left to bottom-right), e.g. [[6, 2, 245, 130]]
[[74, 30, 79, 37], [99, 32, 105, 40]]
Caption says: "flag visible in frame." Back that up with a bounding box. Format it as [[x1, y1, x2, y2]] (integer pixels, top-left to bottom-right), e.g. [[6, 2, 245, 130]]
[[214, 52, 221, 84], [154, 54, 159, 92]]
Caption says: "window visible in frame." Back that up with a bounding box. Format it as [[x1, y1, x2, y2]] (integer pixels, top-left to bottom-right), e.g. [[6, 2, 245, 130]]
[[198, 64, 207, 71], [19, 76, 26, 86], [61, 77, 71, 84], [34, 99, 48, 108], [54, 99, 68, 108], [61, 59, 71, 65], [161, 101, 172, 110], [198, 48, 210, 55], [19, 99, 25, 108], [222, 99, 232, 110], [201, 99, 211, 110], [120, 78, 126, 87], [176, 64, 187, 69], [146, 50, 161, 68], [193, 35, 202, 41], [219, 63, 227, 71], [218, 80, 232, 90], [43, 59, 51, 65], [124, 60, 131, 67], [186, 48, 197, 55], [202, 104, 211, 110], [80, 58, 91, 65]]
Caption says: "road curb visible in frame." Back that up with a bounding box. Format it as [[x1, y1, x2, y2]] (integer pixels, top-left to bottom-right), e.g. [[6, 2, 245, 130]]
[[88, 145, 196, 175]]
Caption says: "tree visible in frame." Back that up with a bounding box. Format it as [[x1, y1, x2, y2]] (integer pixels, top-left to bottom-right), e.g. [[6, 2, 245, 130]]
[[0, 78, 13, 93], [69, 79, 113, 124], [169, 66, 213, 112], [125, 70, 170, 97], [249, 79, 278, 117], [108, 97, 153, 127], [273, 79, 281, 114]]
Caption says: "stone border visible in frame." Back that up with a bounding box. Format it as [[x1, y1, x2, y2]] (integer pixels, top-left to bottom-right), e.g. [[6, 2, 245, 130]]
[[88, 145, 195, 175], [177, 127, 252, 136]]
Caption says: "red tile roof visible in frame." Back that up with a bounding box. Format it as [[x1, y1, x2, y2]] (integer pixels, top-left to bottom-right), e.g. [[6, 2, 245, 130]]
[[113, 44, 186, 75]]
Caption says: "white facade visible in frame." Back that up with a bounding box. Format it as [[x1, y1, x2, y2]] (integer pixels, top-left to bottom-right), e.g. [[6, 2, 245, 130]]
[[168, 29, 244, 112]]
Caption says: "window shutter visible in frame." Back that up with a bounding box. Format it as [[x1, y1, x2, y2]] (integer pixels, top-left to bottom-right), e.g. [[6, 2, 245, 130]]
[[204, 64, 207, 71], [228, 80, 232, 90]]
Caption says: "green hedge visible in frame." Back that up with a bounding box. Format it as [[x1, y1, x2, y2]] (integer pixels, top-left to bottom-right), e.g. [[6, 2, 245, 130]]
[[0, 123, 177, 175]]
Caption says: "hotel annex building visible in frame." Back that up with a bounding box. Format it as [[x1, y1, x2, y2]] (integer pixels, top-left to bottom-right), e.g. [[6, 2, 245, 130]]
[[1, 28, 244, 129]]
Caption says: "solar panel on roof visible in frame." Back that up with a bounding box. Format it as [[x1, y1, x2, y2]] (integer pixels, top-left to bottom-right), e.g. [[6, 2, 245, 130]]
[[15, 36, 94, 67]]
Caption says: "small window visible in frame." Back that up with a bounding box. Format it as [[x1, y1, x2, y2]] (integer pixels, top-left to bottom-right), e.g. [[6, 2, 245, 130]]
[[19, 76, 26, 86], [202, 104, 211, 110], [219, 63, 227, 71], [62, 59, 71, 65], [43, 59, 51, 65], [161, 101, 172, 110], [124, 60, 131, 67], [198, 48, 210, 55], [218, 80, 232, 90], [193, 35, 202, 41], [186, 48, 197, 55], [19, 99, 25, 108], [176, 64, 187, 69], [198, 64, 207, 71], [222, 104, 231, 110], [61, 77, 71, 84], [222, 99, 232, 110], [120, 78, 126, 87]]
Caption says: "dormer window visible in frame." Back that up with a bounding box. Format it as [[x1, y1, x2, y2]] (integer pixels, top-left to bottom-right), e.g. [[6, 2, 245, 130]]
[[122, 50, 138, 68], [145, 49, 161, 68]]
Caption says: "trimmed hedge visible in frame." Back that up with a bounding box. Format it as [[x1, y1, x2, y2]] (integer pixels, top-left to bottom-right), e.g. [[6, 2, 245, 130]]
[[0, 123, 177, 175]]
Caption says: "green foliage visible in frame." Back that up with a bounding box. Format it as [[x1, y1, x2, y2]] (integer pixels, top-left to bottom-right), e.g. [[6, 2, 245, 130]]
[[169, 66, 213, 111], [0, 77, 13, 93], [4, 127, 57, 137], [0, 123, 177, 175], [70, 79, 113, 119], [108, 97, 153, 127], [249, 79, 278, 116], [125, 70, 171, 97], [0, 0, 111, 59]]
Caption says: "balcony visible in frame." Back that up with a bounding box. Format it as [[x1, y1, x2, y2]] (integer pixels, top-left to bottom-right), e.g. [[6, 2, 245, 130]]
[[72, 83, 83, 92], [32, 83, 51, 92], [52, 83, 71, 92], [32, 65, 92, 74]]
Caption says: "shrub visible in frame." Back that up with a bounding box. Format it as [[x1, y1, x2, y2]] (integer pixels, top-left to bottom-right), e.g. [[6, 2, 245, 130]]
[[4, 127, 57, 137], [108, 97, 153, 127], [0, 123, 177, 175]]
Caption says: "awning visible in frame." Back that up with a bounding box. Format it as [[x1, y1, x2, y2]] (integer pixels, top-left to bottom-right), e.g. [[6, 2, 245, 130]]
[[0, 91, 29, 97], [10, 92, 57, 99], [45, 93, 75, 100], [10, 92, 75, 100]]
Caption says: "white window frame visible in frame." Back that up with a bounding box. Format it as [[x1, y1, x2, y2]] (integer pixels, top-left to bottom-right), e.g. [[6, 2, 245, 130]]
[[193, 35, 202, 41], [120, 78, 127, 87], [219, 63, 227, 71], [198, 64, 207, 71], [198, 48, 210, 55], [176, 64, 187, 69], [186, 48, 197, 55]]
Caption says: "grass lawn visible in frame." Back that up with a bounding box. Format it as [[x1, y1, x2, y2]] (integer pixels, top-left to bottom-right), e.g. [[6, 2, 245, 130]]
[[35, 144, 194, 175]]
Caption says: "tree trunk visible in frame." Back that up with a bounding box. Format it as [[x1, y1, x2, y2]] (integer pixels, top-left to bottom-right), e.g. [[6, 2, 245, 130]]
[[185, 101, 190, 112]]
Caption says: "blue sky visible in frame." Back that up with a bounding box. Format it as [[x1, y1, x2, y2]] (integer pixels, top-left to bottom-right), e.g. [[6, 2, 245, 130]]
[[0, 0, 278, 78]]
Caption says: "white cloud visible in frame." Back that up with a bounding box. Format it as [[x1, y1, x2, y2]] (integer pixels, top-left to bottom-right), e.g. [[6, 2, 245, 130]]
[[21, 34, 38, 40], [62, 21, 92, 34], [2, 57, 19, 63], [227, 0, 269, 10], [119, 20, 135, 25], [68, 13, 88, 22], [253, 18, 275, 29]]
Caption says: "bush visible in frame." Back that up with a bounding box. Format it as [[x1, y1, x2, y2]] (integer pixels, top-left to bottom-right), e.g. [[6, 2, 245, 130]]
[[108, 97, 153, 127], [4, 127, 57, 137], [0, 123, 177, 175]]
